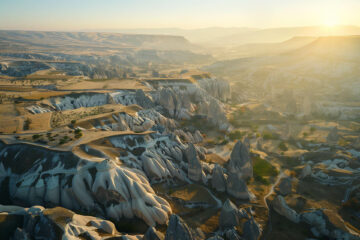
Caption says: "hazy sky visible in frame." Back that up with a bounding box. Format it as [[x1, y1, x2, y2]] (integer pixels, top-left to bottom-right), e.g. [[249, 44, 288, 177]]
[[0, 0, 359, 30]]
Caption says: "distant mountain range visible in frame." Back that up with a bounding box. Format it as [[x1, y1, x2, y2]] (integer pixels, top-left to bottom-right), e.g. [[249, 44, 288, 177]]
[[205, 35, 360, 100], [83, 25, 360, 46], [0, 30, 197, 52]]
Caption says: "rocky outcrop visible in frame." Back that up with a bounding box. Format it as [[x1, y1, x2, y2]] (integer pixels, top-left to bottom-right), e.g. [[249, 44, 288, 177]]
[[226, 173, 253, 200], [185, 143, 203, 182], [211, 164, 227, 192], [174, 129, 203, 144], [49, 90, 154, 111], [197, 78, 230, 102], [272, 195, 300, 223], [301, 209, 360, 239], [228, 140, 253, 179], [300, 164, 312, 179], [278, 177, 292, 196], [219, 199, 248, 230], [0, 205, 142, 240], [51, 93, 109, 110], [26, 105, 52, 114], [110, 112, 155, 132], [164, 214, 193, 240], [143, 227, 164, 240], [0, 142, 171, 227], [243, 216, 262, 240], [207, 98, 229, 130], [157, 88, 192, 120], [327, 127, 339, 143], [135, 89, 155, 109], [224, 229, 242, 240], [109, 134, 187, 182]]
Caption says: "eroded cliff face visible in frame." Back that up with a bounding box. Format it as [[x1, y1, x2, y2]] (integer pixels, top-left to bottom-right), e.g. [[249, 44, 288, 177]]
[[28, 78, 231, 130], [0, 142, 171, 227], [0, 75, 239, 237]]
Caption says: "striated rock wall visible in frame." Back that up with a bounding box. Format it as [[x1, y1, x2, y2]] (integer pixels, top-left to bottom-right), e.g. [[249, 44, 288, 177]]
[[0, 142, 171, 227]]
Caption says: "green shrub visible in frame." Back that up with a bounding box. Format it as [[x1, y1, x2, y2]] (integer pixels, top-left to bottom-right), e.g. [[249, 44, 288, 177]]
[[24, 118, 32, 130], [254, 175, 270, 185], [219, 139, 229, 145], [74, 132, 83, 139], [303, 132, 308, 137], [262, 131, 279, 140], [253, 157, 278, 178], [228, 130, 243, 141], [32, 134, 41, 140], [310, 126, 316, 133]]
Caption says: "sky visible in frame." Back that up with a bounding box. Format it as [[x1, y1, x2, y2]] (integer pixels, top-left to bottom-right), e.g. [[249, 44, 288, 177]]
[[0, 0, 359, 30]]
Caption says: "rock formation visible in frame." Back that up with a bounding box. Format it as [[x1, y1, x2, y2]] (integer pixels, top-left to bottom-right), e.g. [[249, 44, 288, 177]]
[[0, 205, 142, 240], [272, 195, 300, 223], [135, 89, 155, 109], [300, 164, 312, 179], [211, 164, 227, 192], [301, 209, 360, 239], [185, 143, 203, 182], [197, 77, 230, 102], [164, 214, 193, 240], [207, 98, 229, 130], [243, 216, 262, 240], [228, 140, 253, 179], [224, 229, 242, 240], [226, 173, 253, 200], [278, 177, 292, 196], [327, 127, 339, 143], [0, 142, 171, 227], [143, 227, 164, 240], [219, 199, 241, 230]]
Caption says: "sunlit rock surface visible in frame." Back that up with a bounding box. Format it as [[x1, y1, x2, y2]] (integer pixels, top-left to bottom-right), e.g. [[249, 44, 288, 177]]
[[0, 142, 171, 227], [211, 164, 227, 192], [272, 195, 300, 223], [0, 205, 142, 240], [228, 140, 253, 179], [301, 209, 360, 239]]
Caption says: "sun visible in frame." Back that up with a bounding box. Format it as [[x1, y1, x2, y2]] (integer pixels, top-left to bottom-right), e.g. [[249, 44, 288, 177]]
[[322, 15, 340, 28]]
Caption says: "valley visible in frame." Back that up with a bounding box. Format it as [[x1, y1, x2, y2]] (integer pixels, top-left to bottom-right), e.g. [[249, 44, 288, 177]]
[[0, 29, 359, 240]]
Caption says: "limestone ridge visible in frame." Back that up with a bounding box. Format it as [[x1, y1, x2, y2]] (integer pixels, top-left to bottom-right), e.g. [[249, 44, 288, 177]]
[[29, 78, 230, 130], [108, 133, 211, 183]]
